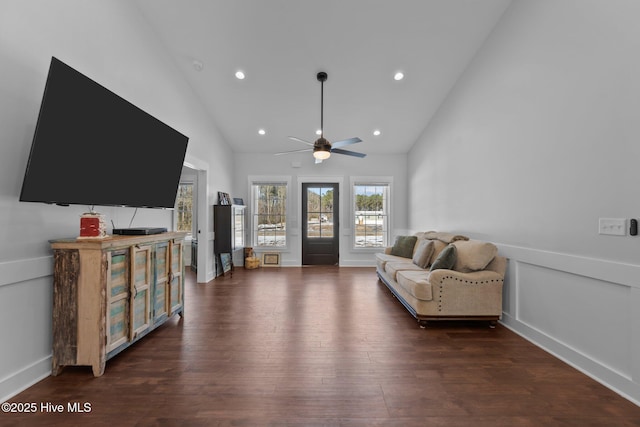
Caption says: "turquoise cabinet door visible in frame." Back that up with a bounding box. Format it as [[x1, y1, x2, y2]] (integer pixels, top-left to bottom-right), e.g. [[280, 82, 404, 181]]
[[130, 245, 152, 340], [153, 242, 170, 323], [168, 240, 184, 315], [107, 250, 130, 352]]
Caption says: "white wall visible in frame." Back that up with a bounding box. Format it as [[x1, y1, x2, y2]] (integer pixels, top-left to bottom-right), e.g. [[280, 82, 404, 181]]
[[233, 152, 408, 266], [407, 0, 640, 404], [0, 0, 233, 402]]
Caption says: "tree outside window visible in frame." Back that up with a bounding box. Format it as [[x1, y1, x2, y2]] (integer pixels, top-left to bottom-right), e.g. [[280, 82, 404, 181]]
[[252, 183, 287, 247], [175, 182, 193, 235], [354, 184, 389, 248]]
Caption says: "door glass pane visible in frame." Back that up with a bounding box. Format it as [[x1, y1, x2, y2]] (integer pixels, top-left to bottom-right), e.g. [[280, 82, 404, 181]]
[[307, 188, 320, 213], [322, 213, 333, 238], [307, 213, 318, 237], [320, 187, 333, 214], [307, 186, 334, 239]]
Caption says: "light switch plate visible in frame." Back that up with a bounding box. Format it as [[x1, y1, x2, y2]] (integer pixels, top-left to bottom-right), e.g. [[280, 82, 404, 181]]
[[599, 218, 626, 236]]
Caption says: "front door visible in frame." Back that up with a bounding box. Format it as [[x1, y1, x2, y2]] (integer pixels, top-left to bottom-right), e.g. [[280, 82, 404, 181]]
[[302, 183, 339, 265]]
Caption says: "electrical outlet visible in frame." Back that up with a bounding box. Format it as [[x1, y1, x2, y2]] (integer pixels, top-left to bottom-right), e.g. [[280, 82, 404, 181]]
[[598, 218, 626, 236]]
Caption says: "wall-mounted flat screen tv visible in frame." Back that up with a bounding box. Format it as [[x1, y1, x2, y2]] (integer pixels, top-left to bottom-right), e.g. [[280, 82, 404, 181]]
[[19, 57, 189, 209]]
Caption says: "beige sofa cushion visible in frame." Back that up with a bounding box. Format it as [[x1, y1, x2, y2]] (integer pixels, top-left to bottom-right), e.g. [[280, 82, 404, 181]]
[[385, 261, 424, 280], [375, 253, 410, 271], [396, 270, 433, 301], [452, 240, 498, 272]]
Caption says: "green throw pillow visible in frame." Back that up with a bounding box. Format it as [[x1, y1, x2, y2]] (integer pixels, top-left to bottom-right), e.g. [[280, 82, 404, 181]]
[[390, 235, 417, 258], [430, 243, 457, 271]]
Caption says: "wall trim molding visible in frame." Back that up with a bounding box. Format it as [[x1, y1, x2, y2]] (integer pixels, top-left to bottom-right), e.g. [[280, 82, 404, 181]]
[[496, 242, 640, 406], [0, 256, 53, 288], [501, 313, 640, 406], [497, 244, 640, 289], [0, 355, 51, 404]]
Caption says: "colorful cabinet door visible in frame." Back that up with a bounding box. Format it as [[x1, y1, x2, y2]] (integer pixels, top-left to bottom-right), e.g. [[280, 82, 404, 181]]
[[130, 245, 152, 340], [154, 241, 170, 323], [106, 249, 130, 353], [169, 240, 184, 315]]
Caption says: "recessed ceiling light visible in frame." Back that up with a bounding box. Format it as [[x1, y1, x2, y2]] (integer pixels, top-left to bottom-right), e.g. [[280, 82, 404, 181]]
[[315, 129, 322, 135], [373, 130, 381, 136], [258, 129, 266, 135], [192, 60, 204, 72], [235, 70, 245, 80], [394, 72, 404, 81]]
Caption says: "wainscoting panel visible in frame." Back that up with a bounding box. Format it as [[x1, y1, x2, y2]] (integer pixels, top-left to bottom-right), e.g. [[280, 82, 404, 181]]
[[517, 262, 632, 378], [0, 256, 54, 403], [0, 256, 52, 288], [498, 244, 640, 405]]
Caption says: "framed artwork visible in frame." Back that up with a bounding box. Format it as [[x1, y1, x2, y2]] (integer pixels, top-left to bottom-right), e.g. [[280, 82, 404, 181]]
[[261, 252, 281, 267], [233, 198, 244, 206], [218, 192, 231, 205], [219, 253, 232, 276]]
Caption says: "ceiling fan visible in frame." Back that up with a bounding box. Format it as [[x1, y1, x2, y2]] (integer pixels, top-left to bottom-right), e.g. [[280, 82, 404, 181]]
[[275, 71, 366, 164]]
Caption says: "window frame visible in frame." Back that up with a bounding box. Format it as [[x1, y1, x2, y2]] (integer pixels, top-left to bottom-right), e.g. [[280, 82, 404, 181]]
[[248, 175, 291, 250], [350, 176, 393, 251], [174, 181, 195, 240]]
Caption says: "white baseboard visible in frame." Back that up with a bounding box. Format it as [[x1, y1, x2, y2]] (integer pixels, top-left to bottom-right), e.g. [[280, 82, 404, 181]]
[[497, 243, 640, 407], [0, 355, 51, 404], [500, 313, 640, 407]]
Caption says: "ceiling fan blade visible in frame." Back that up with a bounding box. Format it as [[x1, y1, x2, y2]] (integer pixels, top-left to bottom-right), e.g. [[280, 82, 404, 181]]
[[331, 137, 362, 149], [288, 136, 314, 146], [274, 148, 313, 156], [331, 147, 367, 158]]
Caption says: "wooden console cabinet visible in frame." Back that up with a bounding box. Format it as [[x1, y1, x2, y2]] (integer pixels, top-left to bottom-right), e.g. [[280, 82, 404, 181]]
[[50, 232, 186, 376]]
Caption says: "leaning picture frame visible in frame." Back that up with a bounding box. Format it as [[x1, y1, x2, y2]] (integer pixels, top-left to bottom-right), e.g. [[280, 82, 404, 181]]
[[261, 252, 281, 267], [219, 252, 232, 276]]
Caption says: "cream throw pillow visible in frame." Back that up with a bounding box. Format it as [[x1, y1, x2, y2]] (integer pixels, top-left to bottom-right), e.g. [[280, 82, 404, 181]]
[[412, 239, 435, 269], [452, 240, 498, 272]]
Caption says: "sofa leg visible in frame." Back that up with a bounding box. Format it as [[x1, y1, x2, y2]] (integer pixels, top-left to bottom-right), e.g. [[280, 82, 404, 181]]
[[418, 320, 428, 329], [489, 320, 497, 328]]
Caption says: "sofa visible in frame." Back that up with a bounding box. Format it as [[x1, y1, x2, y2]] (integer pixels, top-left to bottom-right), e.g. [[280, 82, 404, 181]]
[[376, 231, 506, 327]]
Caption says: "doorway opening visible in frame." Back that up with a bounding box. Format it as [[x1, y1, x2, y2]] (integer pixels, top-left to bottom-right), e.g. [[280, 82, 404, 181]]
[[302, 183, 339, 265]]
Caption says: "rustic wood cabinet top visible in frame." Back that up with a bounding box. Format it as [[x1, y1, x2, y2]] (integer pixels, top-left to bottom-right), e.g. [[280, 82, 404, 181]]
[[50, 231, 187, 250]]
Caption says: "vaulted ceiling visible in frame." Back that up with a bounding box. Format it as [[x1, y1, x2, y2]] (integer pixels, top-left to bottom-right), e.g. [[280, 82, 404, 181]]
[[134, 0, 511, 156]]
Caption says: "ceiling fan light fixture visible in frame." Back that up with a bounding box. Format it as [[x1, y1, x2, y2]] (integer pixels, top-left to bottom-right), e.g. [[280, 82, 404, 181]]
[[276, 71, 365, 161], [313, 148, 331, 160]]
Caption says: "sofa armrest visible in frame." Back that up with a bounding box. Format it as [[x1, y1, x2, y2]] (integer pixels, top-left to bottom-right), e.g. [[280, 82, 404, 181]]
[[427, 269, 504, 316], [429, 269, 503, 284]]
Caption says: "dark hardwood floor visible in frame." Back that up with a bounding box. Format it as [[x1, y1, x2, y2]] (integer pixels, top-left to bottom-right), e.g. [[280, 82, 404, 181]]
[[4, 266, 640, 426]]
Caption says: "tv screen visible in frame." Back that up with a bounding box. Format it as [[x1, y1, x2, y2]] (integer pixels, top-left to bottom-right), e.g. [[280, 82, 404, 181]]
[[19, 57, 189, 209]]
